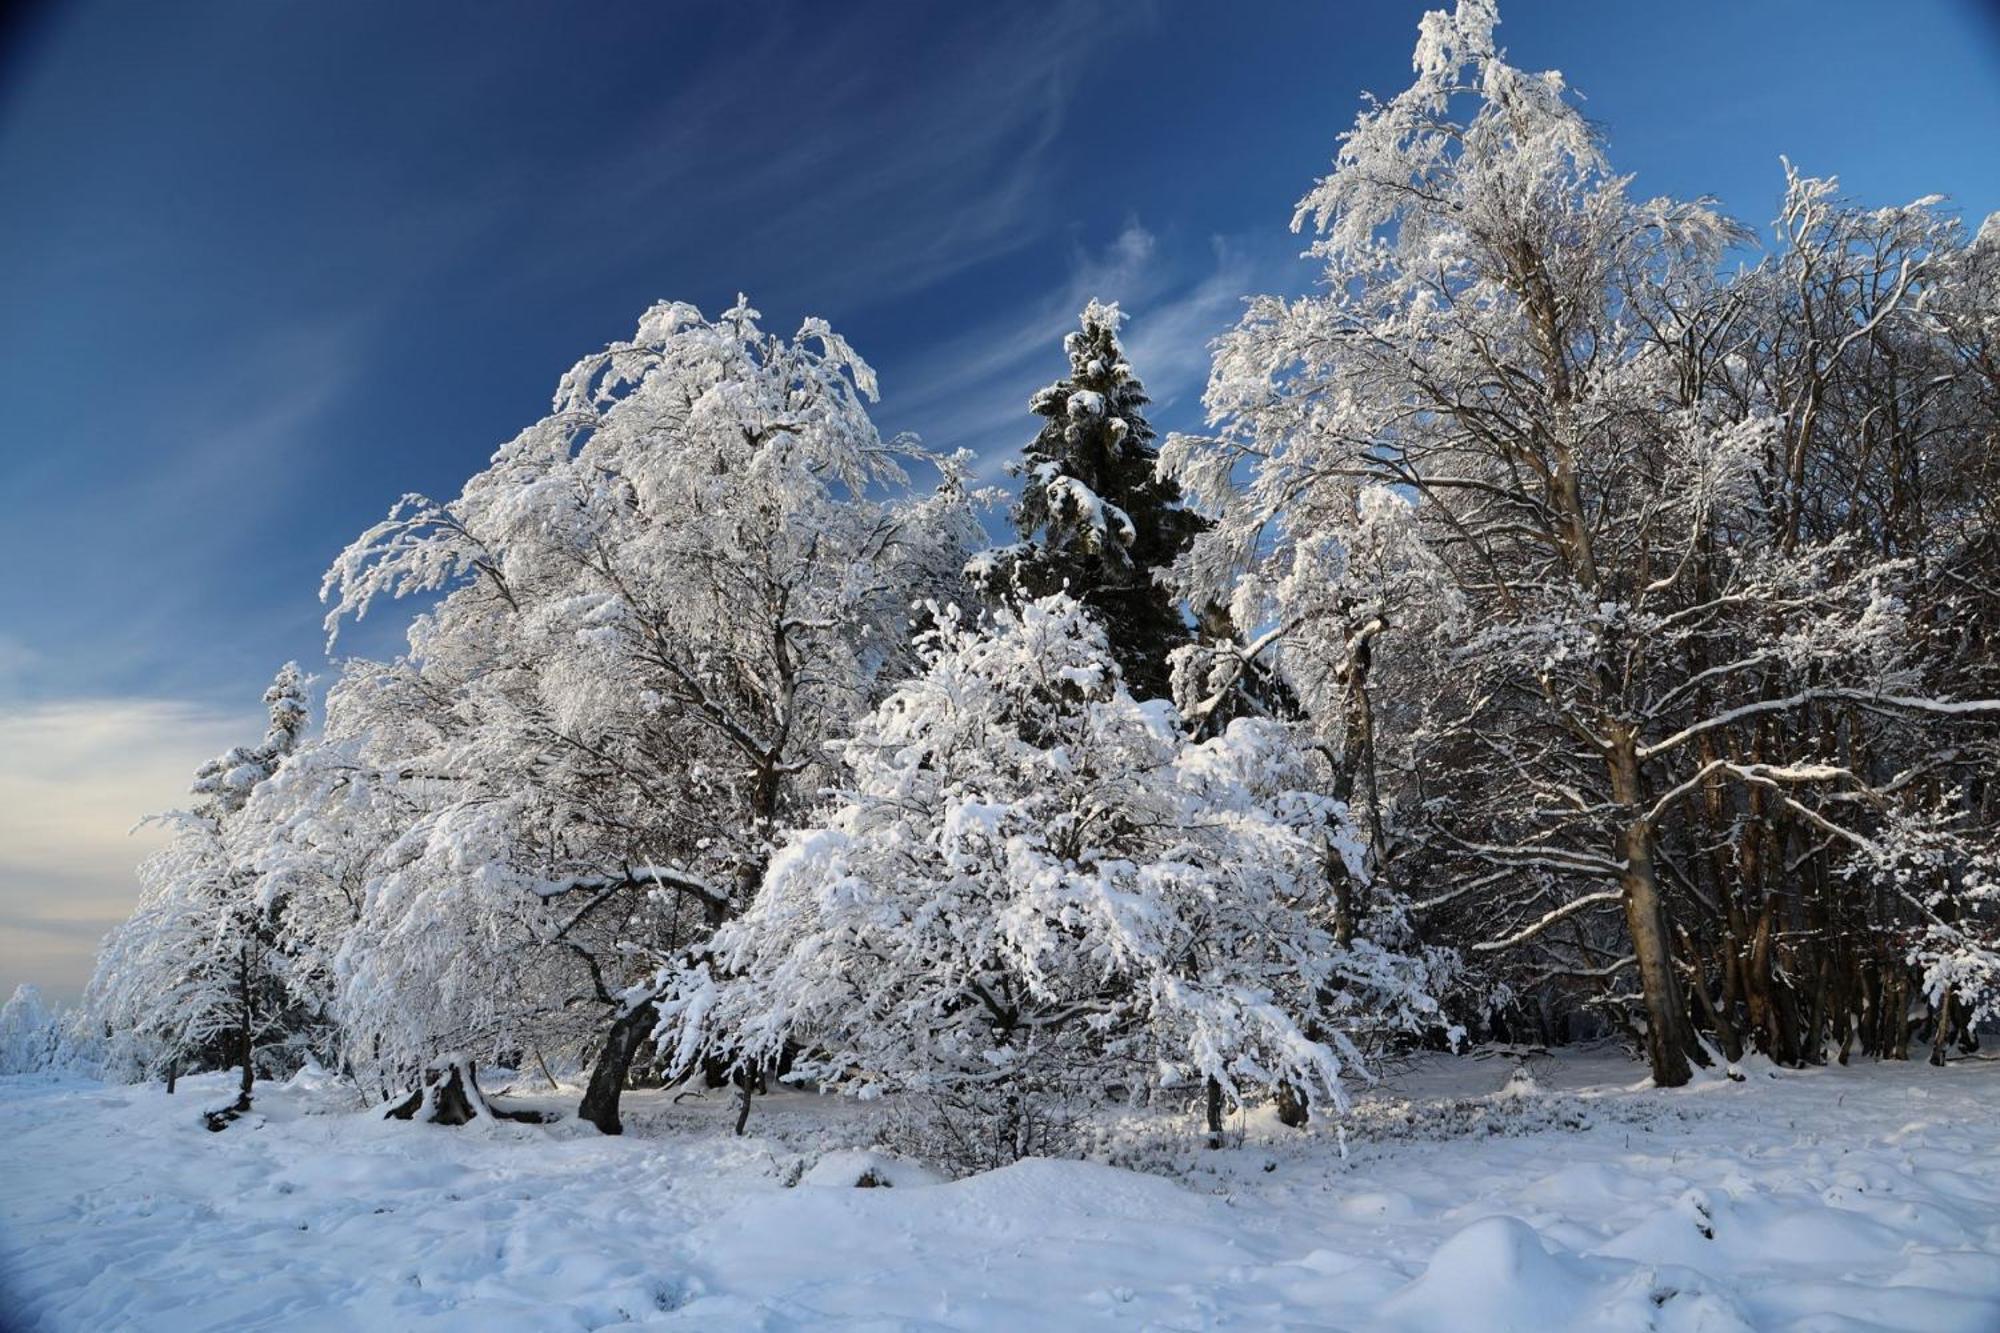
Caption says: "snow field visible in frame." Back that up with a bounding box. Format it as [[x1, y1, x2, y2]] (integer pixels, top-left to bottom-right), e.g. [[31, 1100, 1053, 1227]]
[[4, 1051, 1998, 1330]]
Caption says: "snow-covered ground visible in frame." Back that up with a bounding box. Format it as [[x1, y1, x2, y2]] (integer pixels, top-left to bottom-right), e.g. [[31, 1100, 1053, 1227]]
[[3, 1051, 1998, 1331]]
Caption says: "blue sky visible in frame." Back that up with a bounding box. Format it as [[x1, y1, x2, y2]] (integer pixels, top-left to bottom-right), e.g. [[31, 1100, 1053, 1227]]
[[4, 0, 1999, 1000]]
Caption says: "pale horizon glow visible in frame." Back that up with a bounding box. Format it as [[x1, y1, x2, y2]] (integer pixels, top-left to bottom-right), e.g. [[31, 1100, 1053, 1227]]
[[0, 699, 249, 1006]]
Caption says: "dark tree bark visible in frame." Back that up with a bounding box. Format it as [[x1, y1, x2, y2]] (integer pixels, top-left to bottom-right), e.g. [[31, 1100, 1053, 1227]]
[[234, 949, 255, 1114], [734, 1068, 755, 1137], [386, 1059, 486, 1124], [427, 1061, 480, 1125], [1609, 732, 1701, 1087], [579, 999, 659, 1135], [1929, 991, 1956, 1068]]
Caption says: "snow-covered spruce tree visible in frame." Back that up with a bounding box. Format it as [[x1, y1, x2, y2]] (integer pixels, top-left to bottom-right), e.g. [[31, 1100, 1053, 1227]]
[[970, 301, 1206, 700], [1165, 0, 2000, 1083], [85, 665, 310, 1113], [656, 594, 1454, 1167], [322, 298, 979, 1130]]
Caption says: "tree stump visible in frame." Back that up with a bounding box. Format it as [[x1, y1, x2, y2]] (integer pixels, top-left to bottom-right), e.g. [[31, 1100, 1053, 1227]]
[[386, 1059, 485, 1125]]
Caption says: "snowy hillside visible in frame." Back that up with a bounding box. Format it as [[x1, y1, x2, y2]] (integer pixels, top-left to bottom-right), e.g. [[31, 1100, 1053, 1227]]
[[5, 1051, 1998, 1331]]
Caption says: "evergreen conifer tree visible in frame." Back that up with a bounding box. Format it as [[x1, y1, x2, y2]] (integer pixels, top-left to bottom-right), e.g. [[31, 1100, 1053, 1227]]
[[971, 300, 1203, 699]]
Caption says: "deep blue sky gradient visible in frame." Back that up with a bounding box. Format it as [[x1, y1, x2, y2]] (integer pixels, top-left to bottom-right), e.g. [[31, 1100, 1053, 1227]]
[[3, 0, 1999, 713]]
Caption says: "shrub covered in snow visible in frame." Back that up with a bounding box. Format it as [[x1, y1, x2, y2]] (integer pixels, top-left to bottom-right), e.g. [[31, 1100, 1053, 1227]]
[[656, 595, 1456, 1166]]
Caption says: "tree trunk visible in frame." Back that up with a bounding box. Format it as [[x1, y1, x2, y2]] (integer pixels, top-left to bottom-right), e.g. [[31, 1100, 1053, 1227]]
[[234, 949, 255, 1114], [579, 999, 659, 1135], [1685, 955, 1734, 1063], [1859, 960, 1883, 1057], [1881, 967, 1911, 1060], [1929, 990, 1955, 1068], [1804, 875, 1833, 1065], [1609, 734, 1698, 1088], [1204, 1077, 1224, 1149], [386, 1058, 485, 1124]]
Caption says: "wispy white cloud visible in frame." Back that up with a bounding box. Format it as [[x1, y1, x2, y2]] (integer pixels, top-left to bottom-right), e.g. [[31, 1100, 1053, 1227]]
[[1116, 235, 1265, 419], [1, 306, 372, 705], [494, 5, 1118, 317], [131, 318, 368, 539], [0, 698, 250, 1006], [880, 221, 1269, 483]]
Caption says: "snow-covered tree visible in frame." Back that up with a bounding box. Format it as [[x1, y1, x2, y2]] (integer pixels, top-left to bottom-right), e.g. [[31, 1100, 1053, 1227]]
[[190, 664, 307, 814], [1166, 0, 2000, 1083], [1168, 482, 1458, 916], [320, 298, 980, 1129], [234, 724, 417, 1082], [971, 301, 1205, 700], [88, 814, 247, 1089], [656, 595, 1454, 1164], [0, 984, 64, 1075], [1697, 172, 2000, 1066], [86, 665, 312, 1110]]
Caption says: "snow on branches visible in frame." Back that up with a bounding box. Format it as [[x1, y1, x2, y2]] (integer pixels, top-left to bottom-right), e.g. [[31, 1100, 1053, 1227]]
[[85, 666, 317, 1102], [71, 3, 2000, 1151], [655, 595, 1453, 1162], [1165, 0, 2000, 1082], [312, 298, 980, 1115]]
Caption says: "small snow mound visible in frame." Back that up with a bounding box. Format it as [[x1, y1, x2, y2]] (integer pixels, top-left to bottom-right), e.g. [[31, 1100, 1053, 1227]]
[[941, 1157, 1210, 1224], [1519, 1161, 1655, 1209], [283, 1056, 340, 1093], [1729, 1052, 1784, 1080], [801, 1149, 942, 1190], [1594, 1189, 1726, 1269], [1337, 1189, 1417, 1221], [1382, 1215, 1592, 1331]]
